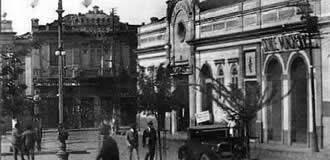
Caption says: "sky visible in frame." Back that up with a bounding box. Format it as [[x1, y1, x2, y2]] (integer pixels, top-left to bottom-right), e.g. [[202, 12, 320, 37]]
[[2, 0, 167, 34]]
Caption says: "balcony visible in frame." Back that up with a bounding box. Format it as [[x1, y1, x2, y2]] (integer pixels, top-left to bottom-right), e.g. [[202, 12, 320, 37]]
[[33, 67, 114, 79]]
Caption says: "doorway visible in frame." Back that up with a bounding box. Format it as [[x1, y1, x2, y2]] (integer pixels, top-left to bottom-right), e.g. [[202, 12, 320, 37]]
[[266, 59, 283, 142], [290, 57, 308, 144]]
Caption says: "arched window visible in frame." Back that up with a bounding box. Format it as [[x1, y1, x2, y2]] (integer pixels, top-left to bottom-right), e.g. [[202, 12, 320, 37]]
[[231, 64, 238, 88], [200, 64, 213, 113], [216, 65, 224, 98]]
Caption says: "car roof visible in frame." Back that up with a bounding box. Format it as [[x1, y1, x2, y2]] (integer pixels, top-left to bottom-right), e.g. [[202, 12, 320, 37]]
[[189, 124, 229, 131]]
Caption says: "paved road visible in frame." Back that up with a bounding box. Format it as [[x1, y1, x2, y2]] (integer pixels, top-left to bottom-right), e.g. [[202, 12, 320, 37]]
[[0, 130, 290, 160], [1, 130, 185, 160]]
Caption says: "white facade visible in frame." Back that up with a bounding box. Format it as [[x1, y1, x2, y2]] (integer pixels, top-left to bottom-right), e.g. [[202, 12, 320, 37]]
[[138, 0, 330, 149]]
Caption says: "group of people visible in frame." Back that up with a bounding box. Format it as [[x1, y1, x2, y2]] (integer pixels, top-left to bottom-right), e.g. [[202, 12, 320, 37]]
[[97, 120, 157, 160], [11, 120, 43, 160]]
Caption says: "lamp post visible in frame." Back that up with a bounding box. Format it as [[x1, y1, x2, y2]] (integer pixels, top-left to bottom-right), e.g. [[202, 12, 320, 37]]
[[55, 0, 69, 159]]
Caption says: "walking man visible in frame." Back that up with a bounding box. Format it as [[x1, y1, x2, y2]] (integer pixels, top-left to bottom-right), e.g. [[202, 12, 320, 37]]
[[12, 122, 24, 160], [22, 125, 36, 160], [34, 116, 42, 151], [99, 119, 111, 149], [126, 124, 139, 160], [96, 136, 119, 160], [143, 121, 157, 160]]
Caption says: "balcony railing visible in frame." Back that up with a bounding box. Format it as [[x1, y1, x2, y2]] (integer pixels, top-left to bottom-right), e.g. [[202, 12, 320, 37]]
[[33, 68, 114, 79]]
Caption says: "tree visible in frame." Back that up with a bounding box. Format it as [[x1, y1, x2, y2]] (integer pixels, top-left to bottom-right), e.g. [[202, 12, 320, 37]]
[[137, 63, 179, 160], [192, 72, 293, 159], [1, 50, 32, 121]]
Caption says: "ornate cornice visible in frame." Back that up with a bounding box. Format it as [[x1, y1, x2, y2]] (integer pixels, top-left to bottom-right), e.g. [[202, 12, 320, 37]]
[[188, 22, 307, 46]]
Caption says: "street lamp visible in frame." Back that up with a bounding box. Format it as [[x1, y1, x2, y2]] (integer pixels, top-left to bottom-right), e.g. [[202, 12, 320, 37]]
[[55, 0, 69, 159]]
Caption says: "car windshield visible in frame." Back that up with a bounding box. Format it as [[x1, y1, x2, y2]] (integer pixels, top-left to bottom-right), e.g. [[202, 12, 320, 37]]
[[190, 127, 229, 142]]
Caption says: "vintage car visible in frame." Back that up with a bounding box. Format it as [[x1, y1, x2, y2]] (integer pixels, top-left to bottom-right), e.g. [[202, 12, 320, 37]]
[[178, 125, 245, 160]]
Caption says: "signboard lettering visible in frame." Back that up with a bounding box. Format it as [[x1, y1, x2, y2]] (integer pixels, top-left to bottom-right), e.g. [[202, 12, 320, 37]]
[[195, 111, 211, 124], [262, 33, 310, 52]]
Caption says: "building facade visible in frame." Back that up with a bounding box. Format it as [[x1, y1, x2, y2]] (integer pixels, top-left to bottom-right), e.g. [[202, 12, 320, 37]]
[[137, 0, 330, 149], [31, 6, 139, 128]]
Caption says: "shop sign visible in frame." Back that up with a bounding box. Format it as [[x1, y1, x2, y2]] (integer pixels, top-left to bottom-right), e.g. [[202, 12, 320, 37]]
[[34, 79, 82, 87], [195, 111, 211, 124], [262, 33, 310, 53], [170, 65, 192, 75]]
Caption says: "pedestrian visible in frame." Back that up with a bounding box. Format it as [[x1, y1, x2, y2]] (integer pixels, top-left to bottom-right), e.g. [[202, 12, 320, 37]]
[[12, 122, 25, 160], [126, 124, 139, 160], [96, 136, 119, 160], [99, 119, 111, 149], [34, 116, 42, 151], [142, 121, 157, 160], [227, 115, 239, 137], [111, 117, 117, 135], [22, 125, 36, 160]]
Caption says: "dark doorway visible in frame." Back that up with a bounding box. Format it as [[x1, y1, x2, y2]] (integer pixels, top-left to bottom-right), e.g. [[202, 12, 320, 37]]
[[266, 59, 282, 142], [245, 81, 259, 137], [290, 57, 308, 143], [200, 64, 213, 112], [173, 75, 189, 131]]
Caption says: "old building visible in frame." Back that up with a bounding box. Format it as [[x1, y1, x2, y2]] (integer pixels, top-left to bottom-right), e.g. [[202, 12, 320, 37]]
[[31, 6, 139, 128], [137, 0, 330, 149]]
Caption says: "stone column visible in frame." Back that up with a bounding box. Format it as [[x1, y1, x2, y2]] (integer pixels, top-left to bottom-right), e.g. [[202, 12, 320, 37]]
[[262, 76, 268, 143], [171, 110, 177, 134], [189, 74, 196, 127], [94, 97, 101, 127], [282, 75, 290, 145]]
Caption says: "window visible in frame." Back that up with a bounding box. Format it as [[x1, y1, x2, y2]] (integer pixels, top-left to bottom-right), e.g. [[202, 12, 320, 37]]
[[231, 64, 239, 88], [216, 65, 225, 98], [200, 64, 213, 112], [49, 43, 58, 66]]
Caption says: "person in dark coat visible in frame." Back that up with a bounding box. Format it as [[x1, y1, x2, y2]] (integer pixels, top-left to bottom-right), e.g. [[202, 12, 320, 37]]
[[34, 116, 42, 151], [143, 121, 157, 160], [96, 136, 120, 160], [99, 119, 111, 149], [12, 122, 24, 160], [126, 124, 139, 160], [22, 125, 36, 160]]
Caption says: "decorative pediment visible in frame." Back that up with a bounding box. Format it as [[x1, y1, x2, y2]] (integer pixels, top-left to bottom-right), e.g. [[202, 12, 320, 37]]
[[167, 0, 192, 23]]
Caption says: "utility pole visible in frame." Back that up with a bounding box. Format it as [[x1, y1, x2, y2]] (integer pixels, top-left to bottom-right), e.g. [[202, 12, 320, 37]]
[[291, 0, 319, 152], [111, 8, 119, 124], [0, 0, 2, 32], [0, 1, 3, 159]]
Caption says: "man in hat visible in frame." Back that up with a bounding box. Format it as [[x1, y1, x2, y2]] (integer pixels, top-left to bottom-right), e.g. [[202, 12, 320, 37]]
[[126, 124, 139, 160], [143, 121, 157, 160]]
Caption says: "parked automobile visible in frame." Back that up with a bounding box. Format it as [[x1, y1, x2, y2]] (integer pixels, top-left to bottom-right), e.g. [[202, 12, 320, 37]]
[[178, 125, 245, 160]]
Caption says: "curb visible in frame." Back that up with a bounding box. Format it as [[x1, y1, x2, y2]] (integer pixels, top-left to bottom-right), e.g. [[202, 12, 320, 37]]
[[1, 150, 89, 156]]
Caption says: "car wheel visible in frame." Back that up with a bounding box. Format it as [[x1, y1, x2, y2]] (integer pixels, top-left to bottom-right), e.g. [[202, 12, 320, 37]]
[[199, 153, 211, 160]]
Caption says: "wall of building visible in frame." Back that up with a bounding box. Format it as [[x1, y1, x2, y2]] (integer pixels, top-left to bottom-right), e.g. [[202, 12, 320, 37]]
[[320, 18, 330, 148]]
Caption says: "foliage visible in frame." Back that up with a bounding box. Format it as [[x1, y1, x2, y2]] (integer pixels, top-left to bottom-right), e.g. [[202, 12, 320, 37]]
[[1, 52, 32, 118], [192, 70, 293, 159], [193, 74, 292, 124], [137, 63, 178, 122]]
